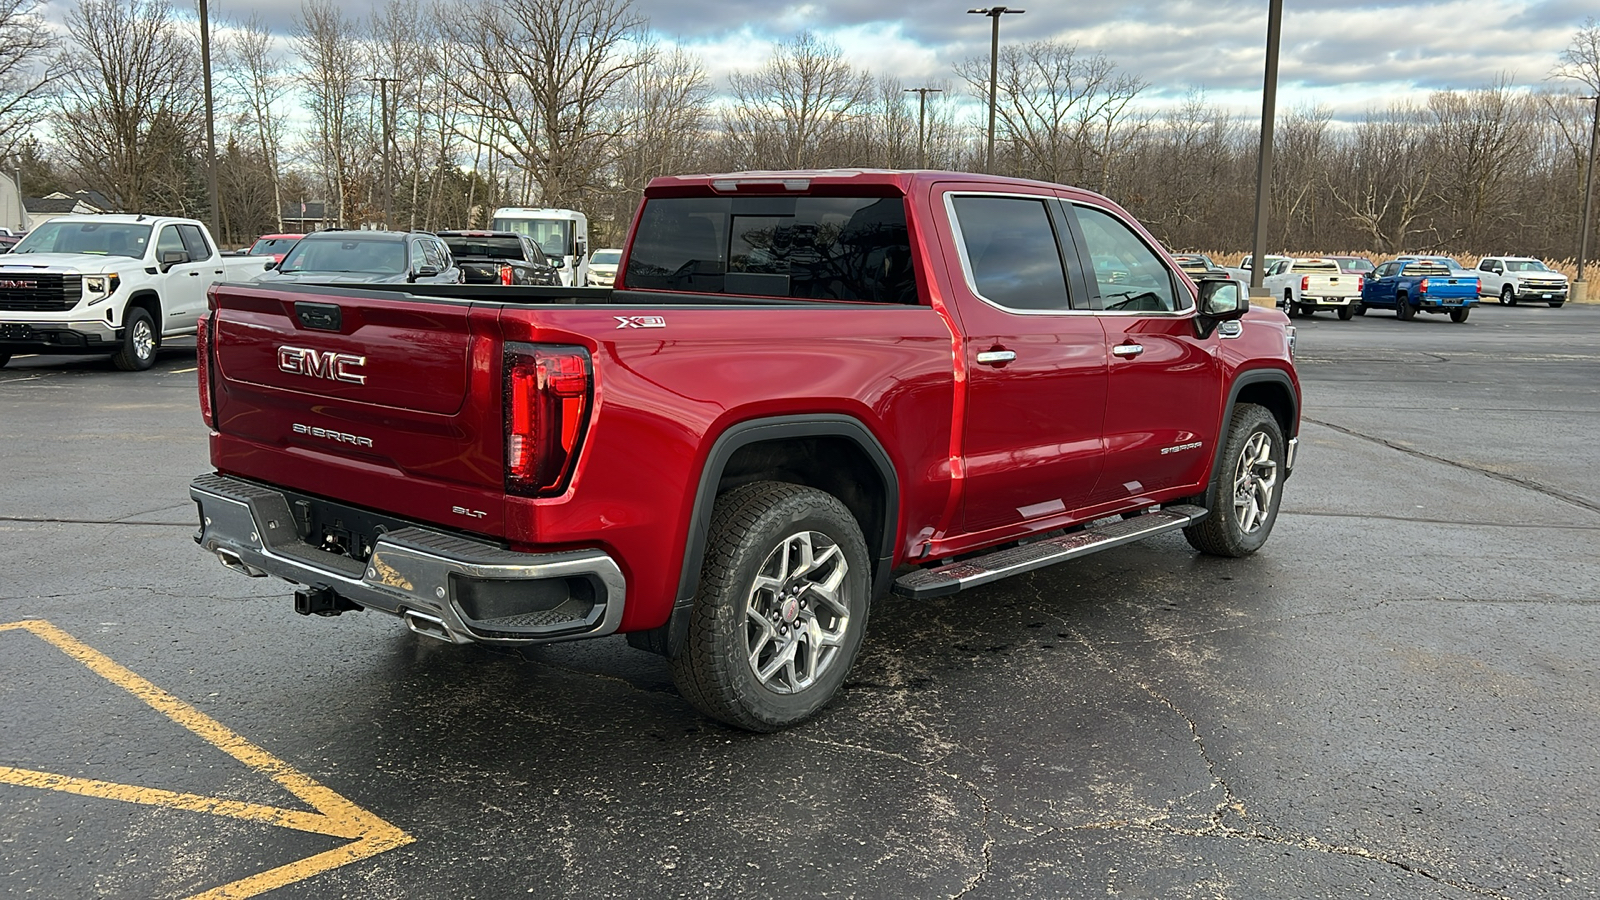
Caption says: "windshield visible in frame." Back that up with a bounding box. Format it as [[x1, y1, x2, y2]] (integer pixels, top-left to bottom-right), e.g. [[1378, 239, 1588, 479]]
[[443, 236, 526, 260], [591, 249, 622, 265], [250, 238, 298, 254], [1506, 259, 1550, 272], [10, 222, 152, 259], [492, 217, 572, 259], [279, 237, 406, 274]]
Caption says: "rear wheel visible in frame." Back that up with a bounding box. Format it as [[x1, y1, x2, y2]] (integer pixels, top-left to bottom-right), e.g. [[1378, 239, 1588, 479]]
[[1337, 304, 1354, 321], [670, 481, 872, 731], [111, 307, 158, 371], [1450, 307, 1470, 323], [1396, 294, 1415, 321], [1353, 302, 1366, 316], [1183, 404, 1285, 557]]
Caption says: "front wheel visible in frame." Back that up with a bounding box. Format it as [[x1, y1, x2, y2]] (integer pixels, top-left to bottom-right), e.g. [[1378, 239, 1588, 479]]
[[1501, 285, 1517, 306], [1450, 307, 1471, 323], [1183, 404, 1286, 557], [111, 307, 159, 371], [670, 481, 872, 731], [1337, 304, 1354, 321]]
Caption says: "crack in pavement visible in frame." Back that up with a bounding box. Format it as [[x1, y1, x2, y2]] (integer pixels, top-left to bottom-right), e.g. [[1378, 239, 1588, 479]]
[[1280, 509, 1600, 530], [1058, 622, 1520, 899], [1303, 416, 1600, 516], [0, 515, 194, 527]]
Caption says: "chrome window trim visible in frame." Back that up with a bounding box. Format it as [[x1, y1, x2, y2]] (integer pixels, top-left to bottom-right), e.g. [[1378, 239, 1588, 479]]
[[943, 190, 1093, 317], [1069, 200, 1195, 318]]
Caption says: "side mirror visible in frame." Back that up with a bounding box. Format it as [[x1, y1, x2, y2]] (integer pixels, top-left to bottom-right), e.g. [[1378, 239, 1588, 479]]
[[1195, 278, 1247, 337], [160, 249, 190, 271], [263, 260, 278, 270], [410, 265, 442, 281]]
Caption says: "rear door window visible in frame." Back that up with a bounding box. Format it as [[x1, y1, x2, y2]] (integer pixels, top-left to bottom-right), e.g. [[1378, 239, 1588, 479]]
[[625, 195, 916, 303], [948, 195, 1073, 311]]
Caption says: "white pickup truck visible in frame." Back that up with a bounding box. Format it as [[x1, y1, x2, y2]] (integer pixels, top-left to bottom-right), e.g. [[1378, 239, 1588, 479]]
[[1263, 257, 1364, 320], [1473, 256, 1570, 307], [0, 215, 268, 370]]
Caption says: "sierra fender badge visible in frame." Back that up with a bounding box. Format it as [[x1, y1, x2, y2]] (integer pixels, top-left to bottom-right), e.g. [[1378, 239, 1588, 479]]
[[278, 345, 367, 384], [614, 315, 666, 329]]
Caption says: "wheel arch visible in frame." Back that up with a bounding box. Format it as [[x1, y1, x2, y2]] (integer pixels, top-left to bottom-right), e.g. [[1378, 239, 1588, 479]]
[[123, 290, 162, 330], [1204, 369, 1298, 491], [631, 414, 900, 658]]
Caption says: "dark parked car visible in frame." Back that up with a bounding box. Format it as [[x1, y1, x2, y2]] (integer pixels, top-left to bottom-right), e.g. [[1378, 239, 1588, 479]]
[[259, 230, 462, 285], [437, 230, 560, 285], [1170, 253, 1218, 279]]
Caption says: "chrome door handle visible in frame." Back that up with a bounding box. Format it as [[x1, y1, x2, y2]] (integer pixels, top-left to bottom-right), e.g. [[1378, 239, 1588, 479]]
[[975, 350, 1016, 365], [1112, 343, 1144, 358]]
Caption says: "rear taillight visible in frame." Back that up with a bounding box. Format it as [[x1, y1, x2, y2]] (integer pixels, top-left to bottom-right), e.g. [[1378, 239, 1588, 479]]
[[196, 314, 215, 428], [499, 265, 514, 286], [505, 343, 592, 497], [1301, 276, 1310, 291], [1419, 278, 1431, 293], [1356, 276, 1364, 291]]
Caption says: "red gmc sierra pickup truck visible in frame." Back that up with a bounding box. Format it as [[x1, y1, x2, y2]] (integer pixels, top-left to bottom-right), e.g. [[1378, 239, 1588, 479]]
[[189, 169, 1300, 731]]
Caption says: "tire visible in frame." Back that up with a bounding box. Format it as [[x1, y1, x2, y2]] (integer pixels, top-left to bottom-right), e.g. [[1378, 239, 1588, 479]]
[[1353, 302, 1366, 316], [1395, 294, 1415, 321], [0, 351, 10, 367], [111, 307, 159, 371], [1499, 285, 1513, 306], [670, 481, 872, 731], [1450, 307, 1470, 323], [1337, 304, 1354, 321], [1183, 404, 1286, 558]]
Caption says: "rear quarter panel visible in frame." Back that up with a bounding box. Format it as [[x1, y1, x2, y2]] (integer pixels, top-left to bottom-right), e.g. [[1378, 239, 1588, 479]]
[[497, 303, 958, 632]]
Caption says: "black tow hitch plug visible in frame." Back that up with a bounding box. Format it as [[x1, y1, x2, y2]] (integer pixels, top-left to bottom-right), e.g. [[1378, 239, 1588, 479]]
[[294, 586, 361, 617]]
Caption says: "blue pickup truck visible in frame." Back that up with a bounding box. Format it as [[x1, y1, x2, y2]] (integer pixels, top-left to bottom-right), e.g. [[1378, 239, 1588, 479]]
[[1358, 259, 1478, 323]]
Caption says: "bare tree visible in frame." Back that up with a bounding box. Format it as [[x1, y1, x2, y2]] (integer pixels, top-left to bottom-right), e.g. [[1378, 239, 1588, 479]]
[[1272, 106, 1331, 247], [57, 0, 202, 213], [0, 0, 59, 164], [956, 39, 1147, 191], [722, 31, 874, 170], [1326, 105, 1438, 253], [1551, 16, 1600, 93], [293, 0, 366, 226], [447, 0, 646, 210], [1427, 78, 1537, 247], [595, 44, 712, 243], [220, 13, 292, 231]]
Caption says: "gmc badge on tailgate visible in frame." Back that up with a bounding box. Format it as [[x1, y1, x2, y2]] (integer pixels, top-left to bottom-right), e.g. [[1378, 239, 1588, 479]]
[[278, 346, 367, 384]]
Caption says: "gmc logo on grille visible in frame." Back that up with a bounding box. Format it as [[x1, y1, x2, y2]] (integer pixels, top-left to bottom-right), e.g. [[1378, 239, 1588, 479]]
[[0, 280, 40, 289], [277, 345, 367, 384]]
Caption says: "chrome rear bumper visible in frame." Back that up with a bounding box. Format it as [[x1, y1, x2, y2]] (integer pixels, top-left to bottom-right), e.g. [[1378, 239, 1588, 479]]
[[190, 473, 626, 645]]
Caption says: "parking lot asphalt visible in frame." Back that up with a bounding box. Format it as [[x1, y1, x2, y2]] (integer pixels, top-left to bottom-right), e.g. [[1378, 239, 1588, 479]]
[[2, 303, 1598, 899]]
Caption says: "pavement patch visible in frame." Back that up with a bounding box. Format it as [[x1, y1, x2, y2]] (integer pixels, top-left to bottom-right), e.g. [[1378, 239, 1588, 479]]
[[0, 619, 412, 899]]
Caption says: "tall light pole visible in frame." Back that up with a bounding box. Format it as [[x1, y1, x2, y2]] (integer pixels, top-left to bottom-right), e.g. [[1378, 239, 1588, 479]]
[[1248, 0, 1284, 303], [364, 76, 400, 229], [1576, 94, 1600, 305], [903, 87, 943, 168], [198, 0, 219, 240], [968, 7, 1023, 174]]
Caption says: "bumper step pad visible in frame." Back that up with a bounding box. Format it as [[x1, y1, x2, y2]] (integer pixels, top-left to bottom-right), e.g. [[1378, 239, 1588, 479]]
[[893, 505, 1208, 599]]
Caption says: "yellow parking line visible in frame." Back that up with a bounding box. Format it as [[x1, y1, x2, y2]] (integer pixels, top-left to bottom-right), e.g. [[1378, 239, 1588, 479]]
[[0, 619, 413, 898], [172, 367, 198, 373]]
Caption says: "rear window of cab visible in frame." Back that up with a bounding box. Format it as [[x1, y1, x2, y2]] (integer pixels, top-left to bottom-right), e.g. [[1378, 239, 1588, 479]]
[[624, 195, 916, 304]]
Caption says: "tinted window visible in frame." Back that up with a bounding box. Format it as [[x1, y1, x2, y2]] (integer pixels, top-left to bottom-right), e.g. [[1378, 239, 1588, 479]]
[[443, 236, 526, 260], [493, 217, 571, 259], [1075, 205, 1182, 312], [280, 238, 406, 274], [626, 195, 915, 303], [177, 224, 212, 260], [950, 195, 1071, 311], [155, 225, 186, 260]]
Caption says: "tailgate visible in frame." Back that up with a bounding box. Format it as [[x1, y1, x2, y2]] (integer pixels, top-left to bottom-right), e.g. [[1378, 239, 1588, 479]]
[[1308, 275, 1359, 295], [207, 283, 508, 534]]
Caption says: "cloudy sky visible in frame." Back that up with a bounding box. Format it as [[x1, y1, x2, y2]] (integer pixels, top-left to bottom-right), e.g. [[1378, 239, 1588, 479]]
[[40, 0, 1599, 120]]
